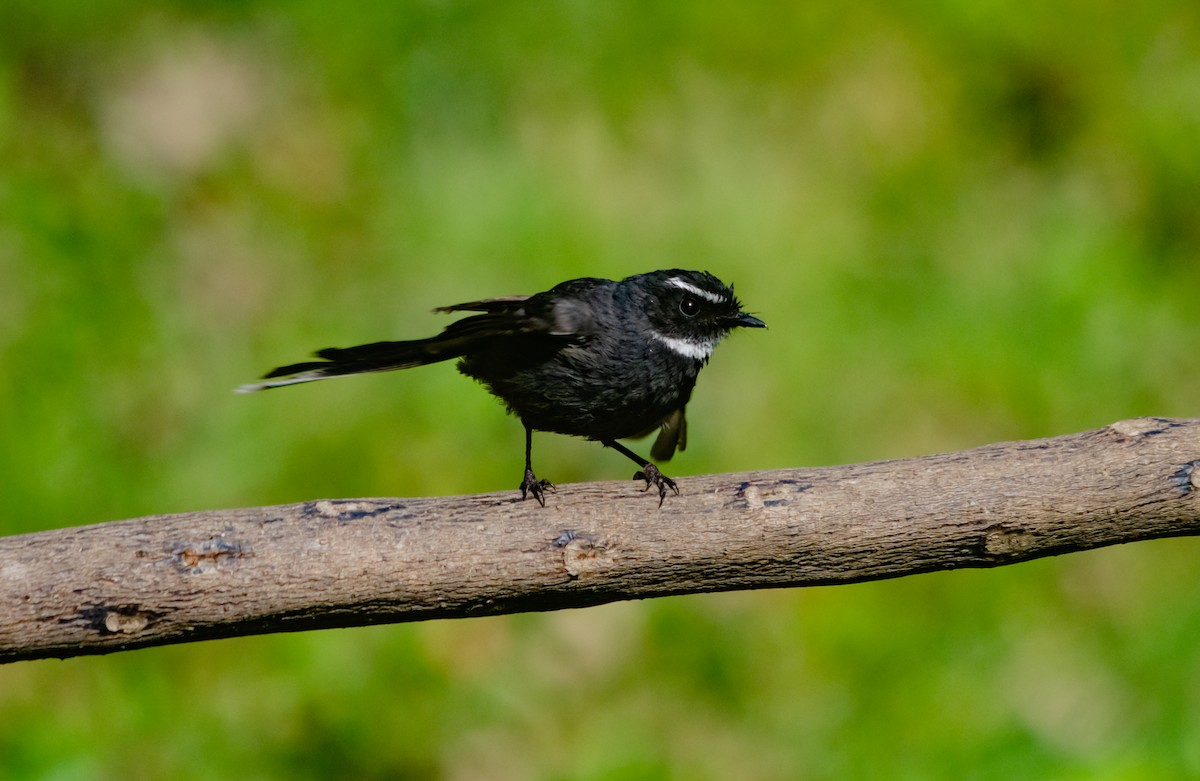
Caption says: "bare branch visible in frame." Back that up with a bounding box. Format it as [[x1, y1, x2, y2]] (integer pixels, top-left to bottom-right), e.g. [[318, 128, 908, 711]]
[[3, 417, 1199, 664]]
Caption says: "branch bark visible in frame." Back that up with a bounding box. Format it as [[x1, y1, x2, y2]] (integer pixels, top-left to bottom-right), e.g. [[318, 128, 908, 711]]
[[3, 416, 1199, 664]]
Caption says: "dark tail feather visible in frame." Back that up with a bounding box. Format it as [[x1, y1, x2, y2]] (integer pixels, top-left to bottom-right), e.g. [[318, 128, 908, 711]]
[[237, 336, 468, 393], [236, 307, 544, 394]]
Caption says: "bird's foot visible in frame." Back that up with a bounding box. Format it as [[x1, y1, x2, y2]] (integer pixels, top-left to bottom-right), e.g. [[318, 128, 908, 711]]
[[633, 464, 679, 506], [519, 468, 555, 507]]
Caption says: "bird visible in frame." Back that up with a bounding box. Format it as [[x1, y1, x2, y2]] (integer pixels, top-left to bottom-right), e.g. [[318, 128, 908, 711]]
[[238, 269, 765, 505]]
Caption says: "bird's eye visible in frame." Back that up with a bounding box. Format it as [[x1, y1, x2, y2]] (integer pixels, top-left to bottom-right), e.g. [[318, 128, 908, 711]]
[[679, 297, 700, 317]]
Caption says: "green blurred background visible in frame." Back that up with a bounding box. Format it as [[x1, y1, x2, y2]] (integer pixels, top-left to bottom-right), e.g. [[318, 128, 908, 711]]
[[3, 1, 1200, 778]]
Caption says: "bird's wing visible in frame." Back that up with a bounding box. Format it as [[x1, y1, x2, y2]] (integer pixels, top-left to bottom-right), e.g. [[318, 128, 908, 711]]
[[437, 292, 597, 339], [650, 407, 687, 462], [433, 295, 532, 314]]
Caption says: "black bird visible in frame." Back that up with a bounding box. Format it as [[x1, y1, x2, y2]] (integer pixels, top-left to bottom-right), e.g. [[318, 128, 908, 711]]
[[238, 269, 765, 505]]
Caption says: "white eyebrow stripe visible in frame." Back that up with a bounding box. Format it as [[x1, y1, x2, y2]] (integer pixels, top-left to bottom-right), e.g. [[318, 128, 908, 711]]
[[651, 331, 719, 362], [667, 277, 726, 304]]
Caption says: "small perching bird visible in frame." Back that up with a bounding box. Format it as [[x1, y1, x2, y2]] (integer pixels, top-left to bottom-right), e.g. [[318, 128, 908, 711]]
[[238, 269, 765, 505]]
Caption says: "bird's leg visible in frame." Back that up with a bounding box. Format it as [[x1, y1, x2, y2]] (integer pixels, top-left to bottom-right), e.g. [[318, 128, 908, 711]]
[[602, 439, 679, 506], [519, 425, 554, 506]]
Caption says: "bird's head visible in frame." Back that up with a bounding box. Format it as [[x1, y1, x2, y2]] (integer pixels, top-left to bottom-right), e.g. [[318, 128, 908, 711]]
[[634, 269, 765, 362]]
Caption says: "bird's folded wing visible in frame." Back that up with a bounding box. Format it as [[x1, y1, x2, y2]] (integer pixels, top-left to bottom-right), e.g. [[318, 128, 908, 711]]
[[433, 295, 532, 314]]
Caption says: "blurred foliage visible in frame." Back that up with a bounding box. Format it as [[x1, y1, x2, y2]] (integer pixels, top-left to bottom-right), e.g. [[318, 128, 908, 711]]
[[2, 1, 1200, 778]]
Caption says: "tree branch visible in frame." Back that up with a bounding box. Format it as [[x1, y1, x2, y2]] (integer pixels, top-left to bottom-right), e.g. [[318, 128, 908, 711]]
[[3, 416, 1199, 664]]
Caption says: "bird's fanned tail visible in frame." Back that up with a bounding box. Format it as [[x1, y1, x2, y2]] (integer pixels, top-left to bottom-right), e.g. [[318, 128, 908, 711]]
[[236, 336, 467, 392], [237, 297, 545, 393]]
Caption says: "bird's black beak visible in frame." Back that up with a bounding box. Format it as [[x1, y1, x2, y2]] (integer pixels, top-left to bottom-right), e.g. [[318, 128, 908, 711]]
[[728, 312, 767, 329]]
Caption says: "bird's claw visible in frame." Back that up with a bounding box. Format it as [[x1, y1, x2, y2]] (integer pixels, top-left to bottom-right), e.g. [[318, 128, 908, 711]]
[[633, 464, 679, 506], [519, 469, 555, 507]]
